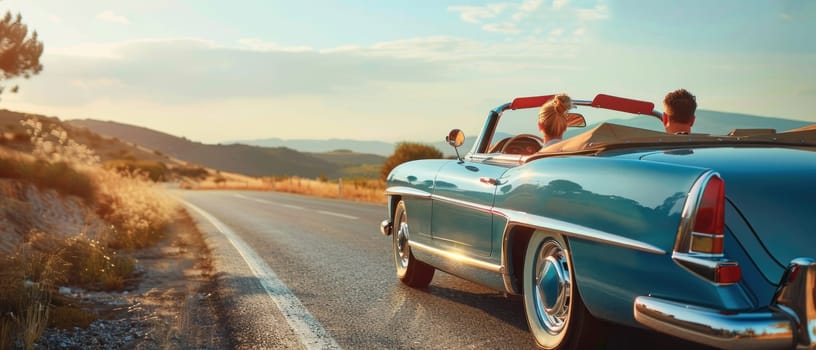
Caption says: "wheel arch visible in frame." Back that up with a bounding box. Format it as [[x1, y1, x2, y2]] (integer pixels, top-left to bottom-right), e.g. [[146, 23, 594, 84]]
[[386, 195, 402, 219], [504, 224, 534, 294], [505, 226, 594, 298]]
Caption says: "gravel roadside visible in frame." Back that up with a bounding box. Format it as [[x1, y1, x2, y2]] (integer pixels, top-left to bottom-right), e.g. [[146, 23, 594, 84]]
[[34, 210, 232, 350]]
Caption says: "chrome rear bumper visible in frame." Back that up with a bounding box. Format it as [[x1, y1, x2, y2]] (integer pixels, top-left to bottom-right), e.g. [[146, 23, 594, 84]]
[[635, 258, 815, 350]]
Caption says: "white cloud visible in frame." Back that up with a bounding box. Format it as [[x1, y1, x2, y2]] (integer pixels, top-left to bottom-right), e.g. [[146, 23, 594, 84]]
[[520, 0, 544, 12], [26, 38, 456, 106], [512, 0, 543, 20], [238, 38, 313, 52], [451, 0, 608, 38], [552, 0, 569, 10], [448, 5, 508, 24], [573, 27, 586, 36], [70, 78, 123, 90], [96, 10, 130, 25], [483, 23, 522, 34], [24, 35, 583, 109], [47, 14, 62, 24], [576, 4, 608, 21]]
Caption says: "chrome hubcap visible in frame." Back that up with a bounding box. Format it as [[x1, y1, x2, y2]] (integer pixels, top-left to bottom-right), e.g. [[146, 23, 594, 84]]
[[534, 240, 571, 334], [396, 222, 410, 268]]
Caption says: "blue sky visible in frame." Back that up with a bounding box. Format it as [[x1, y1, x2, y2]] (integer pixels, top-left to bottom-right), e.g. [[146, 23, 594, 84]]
[[1, 0, 814, 143]]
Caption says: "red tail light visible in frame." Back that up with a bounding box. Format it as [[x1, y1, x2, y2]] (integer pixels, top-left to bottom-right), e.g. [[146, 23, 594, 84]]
[[674, 174, 741, 285], [691, 176, 725, 255], [694, 176, 725, 235], [715, 264, 742, 284]]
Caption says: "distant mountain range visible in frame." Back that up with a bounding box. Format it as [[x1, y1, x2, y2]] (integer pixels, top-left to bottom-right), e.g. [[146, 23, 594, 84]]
[[230, 138, 396, 157], [67, 119, 385, 179], [230, 109, 813, 156]]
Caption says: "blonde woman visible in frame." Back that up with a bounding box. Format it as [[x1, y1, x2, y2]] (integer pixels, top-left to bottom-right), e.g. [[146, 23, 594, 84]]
[[537, 93, 573, 146]]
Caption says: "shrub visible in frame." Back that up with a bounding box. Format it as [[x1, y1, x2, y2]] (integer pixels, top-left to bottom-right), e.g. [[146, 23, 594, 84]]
[[94, 169, 177, 249], [60, 236, 135, 291], [0, 156, 95, 203], [171, 165, 209, 180], [103, 159, 169, 182], [380, 142, 443, 180]]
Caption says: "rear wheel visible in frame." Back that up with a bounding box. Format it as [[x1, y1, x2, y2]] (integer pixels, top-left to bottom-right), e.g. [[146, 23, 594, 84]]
[[392, 200, 434, 288], [523, 231, 601, 349]]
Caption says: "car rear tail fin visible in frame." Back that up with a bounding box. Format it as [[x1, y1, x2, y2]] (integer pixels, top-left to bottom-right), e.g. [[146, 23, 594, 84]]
[[673, 172, 742, 285]]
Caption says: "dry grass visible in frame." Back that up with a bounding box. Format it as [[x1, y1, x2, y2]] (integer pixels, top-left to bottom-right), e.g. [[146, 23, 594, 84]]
[[18, 284, 50, 350], [189, 174, 387, 203], [0, 249, 58, 350], [0, 118, 181, 347], [93, 169, 178, 249], [0, 151, 95, 203], [272, 177, 386, 203], [0, 318, 13, 350]]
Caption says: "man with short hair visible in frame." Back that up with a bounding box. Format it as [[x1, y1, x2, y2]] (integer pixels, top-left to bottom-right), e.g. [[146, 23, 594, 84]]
[[662, 89, 697, 134]]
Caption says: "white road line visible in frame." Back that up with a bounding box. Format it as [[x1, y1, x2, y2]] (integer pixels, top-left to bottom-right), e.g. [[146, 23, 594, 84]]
[[317, 210, 359, 220], [233, 193, 305, 209], [233, 193, 355, 219], [180, 199, 341, 350]]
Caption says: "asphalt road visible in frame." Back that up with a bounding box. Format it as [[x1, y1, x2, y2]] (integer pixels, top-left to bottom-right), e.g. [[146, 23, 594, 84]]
[[176, 190, 714, 350]]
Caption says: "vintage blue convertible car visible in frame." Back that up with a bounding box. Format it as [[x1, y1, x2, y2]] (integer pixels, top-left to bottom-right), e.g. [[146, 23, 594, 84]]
[[379, 94, 815, 349]]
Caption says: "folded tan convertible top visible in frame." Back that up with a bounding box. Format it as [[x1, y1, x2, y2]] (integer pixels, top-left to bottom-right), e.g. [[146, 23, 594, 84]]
[[537, 122, 816, 154]]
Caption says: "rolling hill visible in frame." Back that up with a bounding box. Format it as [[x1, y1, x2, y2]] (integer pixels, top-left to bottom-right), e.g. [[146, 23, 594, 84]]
[[67, 119, 384, 179], [0, 109, 172, 163], [231, 137, 395, 157]]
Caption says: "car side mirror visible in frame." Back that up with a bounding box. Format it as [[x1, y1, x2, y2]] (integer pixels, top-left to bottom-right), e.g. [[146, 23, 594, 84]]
[[446, 129, 465, 147], [566, 113, 586, 127], [446, 129, 465, 161]]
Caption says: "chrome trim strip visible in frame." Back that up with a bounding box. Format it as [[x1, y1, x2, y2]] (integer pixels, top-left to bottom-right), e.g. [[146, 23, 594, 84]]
[[497, 208, 666, 255], [634, 296, 795, 350], [467, 153, 523, 165], [410, 240, 504, 274], [674, 170, 721, 254], [431, 235, 474, 247], [431, 193, 494, 214], [673, 253, 726, 270], [384, 186, 432, 199], [672, 253, 740, 285], [691, 231, 721, 239]]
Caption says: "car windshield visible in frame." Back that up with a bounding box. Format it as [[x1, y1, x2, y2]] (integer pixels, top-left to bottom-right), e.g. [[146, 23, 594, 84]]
[[490, 105, 661, 151]]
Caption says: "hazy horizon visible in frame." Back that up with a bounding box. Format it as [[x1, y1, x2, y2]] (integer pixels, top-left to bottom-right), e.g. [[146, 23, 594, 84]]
[[48, 106, 810, 147], [1, 1, 814, 144]]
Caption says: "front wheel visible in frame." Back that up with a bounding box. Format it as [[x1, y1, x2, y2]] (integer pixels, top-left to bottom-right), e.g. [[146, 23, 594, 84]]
[[523, 231, 601, 349], [392, 200, 434, 288]]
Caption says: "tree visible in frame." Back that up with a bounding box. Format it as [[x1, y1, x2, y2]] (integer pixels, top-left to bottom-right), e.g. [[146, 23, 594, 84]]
[[380, 142, 443, 181], [0, 11, 44, 95]]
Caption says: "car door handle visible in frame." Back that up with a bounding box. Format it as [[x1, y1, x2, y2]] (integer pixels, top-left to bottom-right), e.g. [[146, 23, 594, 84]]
[[480, 177, 499, 185]]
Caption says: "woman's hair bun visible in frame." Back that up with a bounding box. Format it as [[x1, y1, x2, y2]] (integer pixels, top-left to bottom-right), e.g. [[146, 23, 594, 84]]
[[552, 93, 572, 114]]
